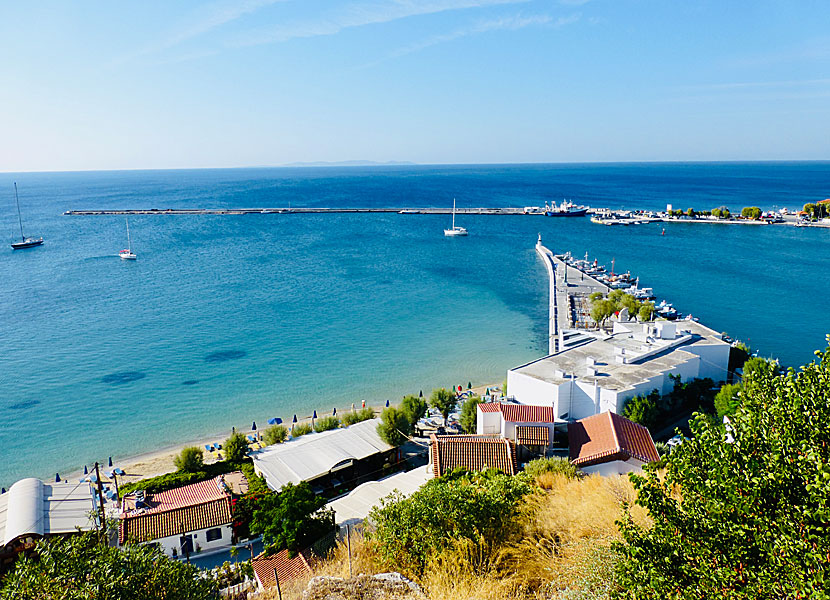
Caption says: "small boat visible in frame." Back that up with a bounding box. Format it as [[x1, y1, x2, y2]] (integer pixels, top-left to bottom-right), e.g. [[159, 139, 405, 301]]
[[10, 183, 43, 250], [545, 199, 588, 218], [444, 198, 468, 237], [119, 218, 137, 260]]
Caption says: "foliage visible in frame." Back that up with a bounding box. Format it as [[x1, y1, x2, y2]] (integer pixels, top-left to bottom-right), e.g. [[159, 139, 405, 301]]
[[173, 446, 204, 473], [740, 206, 762, 220], [209, 560, 254, 589], [240, 462, 270, 496], [523, 456, 581, 480], [614, 340, 830, 599], [714, 382, 742, 418], [728, 341, 752, 375], [0, 532, 217, 600], [376, 406, 412, 446], [263, 424, 288, 445], [251, 481, 335, 556], [292, 422, 312, 437], [502, 378, 507, 396], [400, 394, 428, 426], [622, 377, 716, 431], [685, 207, 695, 217], [224, 431, 249, 464], [120, 459, 238, 498], [429, 388, 457, 425], [637, 301, 654, 322], [803, 202, 828, 220], [622, 389, 661, 428], [314, 415, 341, 432], [590, 298, 617, 327], [367, 468, 534, 575], [341, 406, 375, 426], [459, 394, 482, 433], [803, 202, 817, 218]]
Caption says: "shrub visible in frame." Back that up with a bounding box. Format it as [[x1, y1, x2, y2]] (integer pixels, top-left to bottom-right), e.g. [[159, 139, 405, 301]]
[[341, 407, 375, 426], [174, 446, 204, 473], [401, 394, 428, 426], [523, 456, 580, 480], [251, 482, 335, 556], [459, 395, 481, 433], [714, 383, 742, 418], [622, 389, 660, 428], [292, 423, 312, 438], [377, 407, 412, 446], [263, 424, 288, 445], [314, 416, 340, 433], [224, 432, 249, 464]]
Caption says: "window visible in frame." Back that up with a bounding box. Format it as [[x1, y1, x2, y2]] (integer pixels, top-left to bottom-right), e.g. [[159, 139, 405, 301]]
[[206, 528, 222, 542]]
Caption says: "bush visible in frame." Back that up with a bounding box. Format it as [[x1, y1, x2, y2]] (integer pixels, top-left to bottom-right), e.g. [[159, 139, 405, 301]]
[[263, 424, 288, 445], [251, 482, 335, 556], [523, 456, 580, 480], [292, 422, 312, 437], [223, 432, 249, 464], [622, 389, 660, 428], [459, 395, 481, 433], [400, 394, 428, 426], [174, 446, 204, 473], [714, 383, 742, 418], [377, 407, 411, 446], [367, 468, 534, 576], [341, 407, 375, 426], [314, 416, 340, 433]]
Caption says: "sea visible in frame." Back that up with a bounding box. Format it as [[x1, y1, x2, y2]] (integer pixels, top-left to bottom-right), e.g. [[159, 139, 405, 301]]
[[2, 162, 829, 487]]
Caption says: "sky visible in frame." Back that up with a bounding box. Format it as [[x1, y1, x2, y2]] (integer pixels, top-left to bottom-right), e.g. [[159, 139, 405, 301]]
[[0, 0, 828, 171]]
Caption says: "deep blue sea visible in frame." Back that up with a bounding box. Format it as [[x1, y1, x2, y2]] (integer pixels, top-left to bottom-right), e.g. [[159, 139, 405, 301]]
[[2, 162, 829, 486]]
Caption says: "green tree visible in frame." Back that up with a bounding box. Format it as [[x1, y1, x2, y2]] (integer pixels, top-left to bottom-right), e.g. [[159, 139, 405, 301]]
[[685, 207, 695, 217], [614, 341, 830, 598], [638, 301, 655, 322], [313, 415, 340, 432], [591, 298, 616, 328], [377, 406, 411, 446], [741, 206, 762, 220], [251, 482, 335, 556], [224, 431, 249, 464], [803, 203, 817, 219], [341, 406, 375, 426], [1, 532, 217, 600], [711, 207, 722, 218], [714, 382, 742, 418], [174, 446, 204, 473], [622, 389, 660, 428], [459, 394, 482, 433], [429, 388, 457, 425], [263, 424, 288, 445], [400, 394, 428, 426]]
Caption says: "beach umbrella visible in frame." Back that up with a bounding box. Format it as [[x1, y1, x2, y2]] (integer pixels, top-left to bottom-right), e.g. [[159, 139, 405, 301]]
[[361, 400, 366, 408], [267, 417, 282, 425], [312, 410, 317, 419], [108, 456, 113, 467], [351, 403, 355, 412], [292, 414, 298, 423], [457, 385, 462, 393], [55, 473, 60, 483], [79, 477, 88, 483], [468, 382, 472, 389], [333, 407, 337, 416], [83, 465, 89, 475], [385, 399, 390, 408], [1, 488, 5, 494], [252, 421, 257, 431], [486, 387, 490, 395], [114, 467, 125, 476]]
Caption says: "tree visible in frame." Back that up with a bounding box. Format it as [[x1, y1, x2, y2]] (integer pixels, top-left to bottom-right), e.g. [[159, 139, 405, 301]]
[[263, 424, 288, 445], [803, 203, 817, 219], [459, 394, 482, 433], [251, 482, 335, 556], [714, 382, 742, 418], [590, 298, 616, 328], [614, 341, 830, 598], [341, 406, 375, 426], [685, 207, 695, 217], [741, 206, 762, 220], [711, 207, 721, 218], [637, 301, 654, 322], [1, 532, 217, 600], [429, 388, 457, 425], [313, 415, 340, 432], [224, 431, 248, 464], [622, 389, 660, 428], [174, 446, 204, 473], [377, 407, 411, 446], [400, 394, 428, 427]]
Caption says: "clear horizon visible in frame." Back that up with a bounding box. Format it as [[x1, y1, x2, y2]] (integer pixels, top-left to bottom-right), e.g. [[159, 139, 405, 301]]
[[2, 1, 829, 171]]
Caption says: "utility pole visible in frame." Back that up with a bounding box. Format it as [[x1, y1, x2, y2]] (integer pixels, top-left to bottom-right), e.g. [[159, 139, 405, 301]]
[[94, 462, 107, 544], [272, 567, 283, 600], [347, 524, 353, 578]]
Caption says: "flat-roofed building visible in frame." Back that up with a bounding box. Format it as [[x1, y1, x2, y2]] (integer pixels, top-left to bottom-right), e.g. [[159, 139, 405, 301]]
[[507, 320, 730, 421], [568, 411, 660, 476]]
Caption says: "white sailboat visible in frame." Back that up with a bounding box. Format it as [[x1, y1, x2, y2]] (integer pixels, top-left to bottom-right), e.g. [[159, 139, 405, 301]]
[[119, 218, 137, 260], [10, 182, 44, 249], [443, 198, 468, 237]]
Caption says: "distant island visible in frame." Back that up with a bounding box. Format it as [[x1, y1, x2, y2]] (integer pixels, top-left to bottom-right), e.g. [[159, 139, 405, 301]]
[[281, 160, 417, 167]]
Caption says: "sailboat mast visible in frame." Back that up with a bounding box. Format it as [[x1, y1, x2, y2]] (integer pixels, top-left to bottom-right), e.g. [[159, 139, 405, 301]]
[[452, 198, 456, 229], [14, 182, 25, 242], [126, 218, 132, 251]]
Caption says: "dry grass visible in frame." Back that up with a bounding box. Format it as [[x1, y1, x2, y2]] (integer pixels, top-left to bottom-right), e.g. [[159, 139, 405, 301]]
[[259, 473, 648, 600]]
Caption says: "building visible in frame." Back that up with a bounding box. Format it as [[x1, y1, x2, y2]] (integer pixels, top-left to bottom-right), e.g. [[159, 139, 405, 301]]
[[252, 549, 315, 591], [0, 478, 95, 570], [476, 402, 559, 451], [429, 434, 517, 478], [119, 472, 247, 558], [568, 411, 660, 476], [507, 320, 730, 421], [251, 419, 396, 493]]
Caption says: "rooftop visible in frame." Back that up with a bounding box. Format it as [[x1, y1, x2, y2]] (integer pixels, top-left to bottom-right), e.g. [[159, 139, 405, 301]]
[[327, 465, 431, 526], [568, 411, 660, 467], [512, 320, 727, 393], [430, 434, 517, 477], [478, 402, 558, 423], [252, 549, 314, 588]]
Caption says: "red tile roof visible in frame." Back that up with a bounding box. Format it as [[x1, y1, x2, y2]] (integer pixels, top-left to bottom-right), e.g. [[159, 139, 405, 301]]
[[121, 475, 232, 516], [252, 549, 314, 588], [430, 434, 517, 477], [568, 411, 660, 467], [478, 402, 556, 423], [516, 426, 550, 446]]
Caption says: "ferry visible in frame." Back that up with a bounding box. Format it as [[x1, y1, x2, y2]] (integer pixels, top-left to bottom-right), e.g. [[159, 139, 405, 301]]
[[545, 200, 588, 217]]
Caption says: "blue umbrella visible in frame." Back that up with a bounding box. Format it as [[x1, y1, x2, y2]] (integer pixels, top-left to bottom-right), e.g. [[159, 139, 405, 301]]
[[312, 410, 317, 419], [419, 390, 423, 397], [292, 414, 298, 423], [114, 467, 125, 476], [333, 407, 337, 416], [252, 421, 257, 431], [267, 417, 282, 425], [55, 473, 60, 483], [108, 456, 113, 467], [385, 399, 390, 407], [83, 465, 89, 475], [1, 488, 5, 494]]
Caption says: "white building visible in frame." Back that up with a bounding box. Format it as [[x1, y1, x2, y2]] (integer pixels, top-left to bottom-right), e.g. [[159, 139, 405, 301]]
[[507, 320, 730, 421], [476, 403, 560, 448], [568, 411, 660, 476]]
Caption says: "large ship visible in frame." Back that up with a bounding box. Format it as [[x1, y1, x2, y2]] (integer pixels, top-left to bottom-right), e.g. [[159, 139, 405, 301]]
[[545, 199, 588, 217]]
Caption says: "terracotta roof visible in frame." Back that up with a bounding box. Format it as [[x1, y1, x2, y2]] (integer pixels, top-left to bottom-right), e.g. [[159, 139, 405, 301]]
[[516, 426, 550, 446], [818, 199, 830, 204], [119, 497, 232, 544], [477, 402, 556, 423], [121, 475, 235, 516], [252, 549, 314, 588], [568, 411, 660, 467], [430, 434, 517, 477]]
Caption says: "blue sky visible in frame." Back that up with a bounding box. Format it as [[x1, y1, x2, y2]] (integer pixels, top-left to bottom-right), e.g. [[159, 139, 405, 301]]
[[1, 0, 828, 171]]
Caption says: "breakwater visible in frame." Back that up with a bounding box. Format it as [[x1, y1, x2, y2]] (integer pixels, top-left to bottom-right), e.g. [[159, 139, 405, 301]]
[[64, 207, 534, 216]]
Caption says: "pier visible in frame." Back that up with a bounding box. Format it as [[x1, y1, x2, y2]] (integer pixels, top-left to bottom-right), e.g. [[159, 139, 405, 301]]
[[63, 207, 535, 216]]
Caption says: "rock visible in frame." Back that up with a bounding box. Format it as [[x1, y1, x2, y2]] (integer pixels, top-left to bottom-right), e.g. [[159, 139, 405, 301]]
[[302, 573, 427, 600]]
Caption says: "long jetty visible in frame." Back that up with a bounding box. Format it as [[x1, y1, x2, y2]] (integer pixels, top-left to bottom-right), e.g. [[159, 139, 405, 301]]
[[64, 207, 534, 216]]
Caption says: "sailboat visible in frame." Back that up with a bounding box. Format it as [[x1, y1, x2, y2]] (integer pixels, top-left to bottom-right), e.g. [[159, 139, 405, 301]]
[[443, 198, 468, 237], [119, 218, 137, 260], [10, 183, 43, 249]]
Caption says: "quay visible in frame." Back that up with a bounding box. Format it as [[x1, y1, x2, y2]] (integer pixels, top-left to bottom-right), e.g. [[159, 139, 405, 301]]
[[64, 207, 535, 216]]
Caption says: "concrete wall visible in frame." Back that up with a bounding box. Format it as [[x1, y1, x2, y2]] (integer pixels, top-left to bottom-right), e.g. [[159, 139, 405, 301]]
[[580, 458, 645, 477], [151, 524, 234, 558], [507, 370, 560, 409], [476, 411, 502, 435], [684, 343, 730, 383]]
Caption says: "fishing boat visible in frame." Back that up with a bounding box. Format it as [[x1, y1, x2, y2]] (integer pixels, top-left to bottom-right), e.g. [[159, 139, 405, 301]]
[[443, 198, 468, 236], [545, 199, 588, 217], [10, 183, 43, 250], [119, 218, 137, 260]]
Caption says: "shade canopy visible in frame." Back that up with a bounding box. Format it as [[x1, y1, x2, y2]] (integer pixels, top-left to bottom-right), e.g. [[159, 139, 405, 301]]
[[332, 408, 337, 416], [385, 400, 390, 407], [267, 417, 282, 425], [83, 465, 88, 475], [312, 410, 317, 419], [108, 457, 113, 467], [292, 415, 298, 423], [252, 421, 257, 431], [55, 473, 60, 483]]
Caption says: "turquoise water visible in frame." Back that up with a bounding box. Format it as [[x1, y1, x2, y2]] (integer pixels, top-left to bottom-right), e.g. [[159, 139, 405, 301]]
[[1, 163, 829, 486]]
